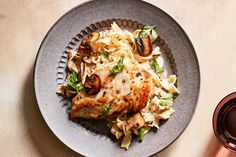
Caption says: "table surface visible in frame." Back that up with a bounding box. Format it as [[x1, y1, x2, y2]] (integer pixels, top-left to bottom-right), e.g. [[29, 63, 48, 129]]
[[1, 0, 236, 157]]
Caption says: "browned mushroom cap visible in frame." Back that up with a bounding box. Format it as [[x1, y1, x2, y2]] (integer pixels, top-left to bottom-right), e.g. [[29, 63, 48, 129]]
[[135, 36, 153, 57], [84, 74, 101, 95], [78, 40, 97, 56], [77, 32, 100, 56]]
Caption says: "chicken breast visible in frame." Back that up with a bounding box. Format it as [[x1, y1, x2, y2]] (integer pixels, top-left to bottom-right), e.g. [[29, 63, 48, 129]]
[[70, 60, 154, 119]]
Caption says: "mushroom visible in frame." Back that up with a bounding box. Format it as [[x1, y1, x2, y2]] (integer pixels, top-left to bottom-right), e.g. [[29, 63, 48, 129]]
[[77, 32, 100, 57], [84, 74, 101, 95], [67, 50, 81, 73], [78, 41, 97, 56], [135, 36, 153, 57], [80, 62, 85, 77], [91, 56, 100, 64], [83, 56, 92, 64], [81, 65, 91, 84], [88, 32, 100, 42]]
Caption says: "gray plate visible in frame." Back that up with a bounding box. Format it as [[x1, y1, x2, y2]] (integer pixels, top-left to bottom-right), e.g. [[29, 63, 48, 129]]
[[34, 0, 200, 157]]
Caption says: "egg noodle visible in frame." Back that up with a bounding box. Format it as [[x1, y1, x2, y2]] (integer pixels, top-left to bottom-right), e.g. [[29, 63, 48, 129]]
[[57, 22, 179, 149]]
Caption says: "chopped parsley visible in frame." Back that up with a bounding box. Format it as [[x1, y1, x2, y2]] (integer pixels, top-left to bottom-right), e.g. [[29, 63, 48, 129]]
[[101, 51, 109, 58], [67, 71, 83, 92], [138, 127, 145, 141], [101, 105, 111, 115], [140, 25, 158, 40], [162, 93, 174, 99], [150, 59, 164, 74], [159, 93, 174, 107], [110, 59, 124, 75]]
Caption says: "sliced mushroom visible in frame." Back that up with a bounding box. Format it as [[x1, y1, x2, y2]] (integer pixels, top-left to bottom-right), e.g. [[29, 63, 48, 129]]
[[78, 41, 97, 56], [80, 62, 85, 77], [67, 49, 90, 80], [88, 32, 100, 42], [56, 85, 77, 97], [135, 36, 153, 57], [91, 56, 100, 64], [81, 65, 91, 84], [79, 32, 100, 55], [84, 74, 101, 95], [67, 50, 81, 73], [83, 56, 92, 64], [77, 32, 100, 57]]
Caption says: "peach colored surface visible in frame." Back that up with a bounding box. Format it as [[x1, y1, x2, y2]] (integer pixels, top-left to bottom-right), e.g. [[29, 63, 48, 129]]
[[1, 0, 236, 157]]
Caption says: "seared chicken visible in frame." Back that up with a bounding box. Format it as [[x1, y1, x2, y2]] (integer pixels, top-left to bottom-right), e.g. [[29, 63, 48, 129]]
[[70, 61, 154, 119]]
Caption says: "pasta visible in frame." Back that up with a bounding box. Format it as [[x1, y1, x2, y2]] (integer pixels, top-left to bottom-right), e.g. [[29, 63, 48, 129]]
[[57, 22, 179, 149]]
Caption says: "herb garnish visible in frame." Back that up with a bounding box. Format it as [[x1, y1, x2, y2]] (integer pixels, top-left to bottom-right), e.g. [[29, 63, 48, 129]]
[[67, 71, 83, 92], [140, 25, 158, 40], [101, 51, 109, 58], [159, 93, 174, 107], [110, 59, 124, 75], [101, 105, 112, 115], [138, 127, 145, 141], [150, 59, 164, 74]]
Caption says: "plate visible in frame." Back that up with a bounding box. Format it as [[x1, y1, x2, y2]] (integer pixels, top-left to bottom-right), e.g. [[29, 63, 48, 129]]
[[34, 0, 200, 157]]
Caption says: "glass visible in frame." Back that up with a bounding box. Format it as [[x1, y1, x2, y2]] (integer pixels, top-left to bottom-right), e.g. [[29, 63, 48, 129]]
[[213, 92, 236, 152]]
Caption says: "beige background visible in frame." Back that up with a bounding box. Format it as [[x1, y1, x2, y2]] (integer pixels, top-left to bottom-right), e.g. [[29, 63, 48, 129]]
[[1, 0, 236, 157]]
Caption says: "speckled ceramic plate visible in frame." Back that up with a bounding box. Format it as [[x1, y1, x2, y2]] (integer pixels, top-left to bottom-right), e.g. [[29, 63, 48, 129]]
[[34, 0, 200, 157]]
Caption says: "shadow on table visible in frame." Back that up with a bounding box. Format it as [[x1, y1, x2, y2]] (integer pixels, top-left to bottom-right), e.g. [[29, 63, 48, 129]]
[[22, 66, 81, 157], [204, 132, 236, 157]]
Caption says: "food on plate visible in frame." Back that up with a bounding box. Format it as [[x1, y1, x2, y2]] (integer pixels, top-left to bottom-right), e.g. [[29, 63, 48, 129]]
[[57, 22, 179, 149]]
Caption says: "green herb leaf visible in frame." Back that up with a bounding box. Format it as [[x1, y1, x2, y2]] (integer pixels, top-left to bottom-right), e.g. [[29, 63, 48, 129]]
[[150, 59, 164, 74], [162, 93, 174, 100], [140, 25, 158, 40], [101, 105, 112, 115], [110, 59, 125, 75], [138, 127, 145, 141], [67, 71, 83, 92], [159, 93, 174, 107], [101, 51, 109, 58], [159, 99, 173, 107]]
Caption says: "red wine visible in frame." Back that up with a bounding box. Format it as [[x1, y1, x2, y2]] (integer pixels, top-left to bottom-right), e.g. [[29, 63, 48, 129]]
[[213, 93, 236, 152], [224, 106, 236, 140], [217, 99, 236, 143]]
